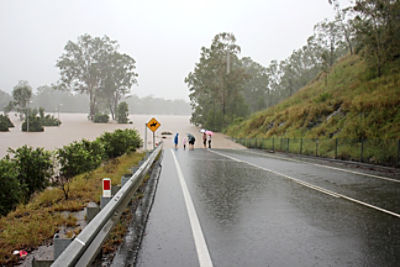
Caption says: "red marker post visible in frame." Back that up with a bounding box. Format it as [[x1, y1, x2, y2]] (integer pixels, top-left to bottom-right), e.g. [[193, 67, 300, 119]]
[[102, 178, 111, 198]]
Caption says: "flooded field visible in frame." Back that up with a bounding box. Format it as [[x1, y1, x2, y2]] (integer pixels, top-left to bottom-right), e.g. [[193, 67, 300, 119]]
[[0, 113, 244, 158]]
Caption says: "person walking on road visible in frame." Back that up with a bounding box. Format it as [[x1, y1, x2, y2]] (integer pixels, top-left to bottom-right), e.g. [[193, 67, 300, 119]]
[[202, 132, 207, 148], [187, 133, 195, 150], [207, 133, 212, 149], [174, 133, 179, 150], [183, 136, 187, 150]]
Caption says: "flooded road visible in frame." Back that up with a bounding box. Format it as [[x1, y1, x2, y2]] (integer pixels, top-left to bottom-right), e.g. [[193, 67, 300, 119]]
[[137, 148, 400, 267], [0, 113, 243, 158]]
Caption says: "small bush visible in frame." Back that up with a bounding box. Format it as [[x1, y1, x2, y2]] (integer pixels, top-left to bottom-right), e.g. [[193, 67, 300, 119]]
[[39, 107, 61, 126], [94, 113, 109, 123], [8, 146, 53, 203], [0, 114, 13, 128], [57, 139, 105, 179], [98, 129, 142, 159], [56, 139, 105, 199], [22, 114, 44, 132], [0, 121, 8, 132], [0, 159, 23, 216]]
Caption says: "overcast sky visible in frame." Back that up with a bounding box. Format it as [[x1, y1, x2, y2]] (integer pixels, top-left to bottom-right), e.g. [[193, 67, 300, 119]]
[[0, 0, 350, 101]]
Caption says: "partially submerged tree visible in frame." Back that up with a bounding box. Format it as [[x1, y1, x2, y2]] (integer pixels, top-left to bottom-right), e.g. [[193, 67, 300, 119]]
[[7, 81, 32, 119], [56, 34, 138, 121], [116, 101, 129, 123], [99, 53, 138, 120]]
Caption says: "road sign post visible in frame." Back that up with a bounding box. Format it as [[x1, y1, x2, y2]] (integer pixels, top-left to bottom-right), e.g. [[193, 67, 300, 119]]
[[146, 117, 161, 149], [144, 123, 147, 151]]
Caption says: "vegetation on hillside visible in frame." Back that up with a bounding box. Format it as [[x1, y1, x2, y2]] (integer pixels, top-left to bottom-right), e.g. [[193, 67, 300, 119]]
[[226, 55, 400, 141], [187, 0, 400, 135]]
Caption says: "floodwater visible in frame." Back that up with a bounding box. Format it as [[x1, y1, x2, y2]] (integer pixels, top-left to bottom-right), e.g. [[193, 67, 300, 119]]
[[0, 113, 244, 158]]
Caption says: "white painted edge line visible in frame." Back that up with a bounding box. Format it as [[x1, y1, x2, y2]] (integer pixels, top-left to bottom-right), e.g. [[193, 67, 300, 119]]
[[241, 149, 400, 183], [171, 150, 213, 267], [210, 150, 400, 219]]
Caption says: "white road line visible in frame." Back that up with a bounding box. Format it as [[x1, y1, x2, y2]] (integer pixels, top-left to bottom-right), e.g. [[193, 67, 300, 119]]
[[240, 149, 400, 183], [171, 150, 213, 267], [210, 150, 400, 218]]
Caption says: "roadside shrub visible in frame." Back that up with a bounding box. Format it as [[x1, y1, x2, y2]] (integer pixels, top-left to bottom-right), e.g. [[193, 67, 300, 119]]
[[0, 159, 23, 216], [116, 102, 129, 124], [98, 129, 142, 158], [8, 146, 53, 202], [94, 113, 109, 123], [57, 139, 105, 199], [57, 139, 105, 178], [39, 107, 61, 126]]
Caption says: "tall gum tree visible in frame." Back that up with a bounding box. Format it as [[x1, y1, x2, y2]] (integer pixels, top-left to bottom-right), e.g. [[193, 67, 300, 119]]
[[186, 33, 248, 131], [98, 52, 138, 120], [56, 34, 132, 120]]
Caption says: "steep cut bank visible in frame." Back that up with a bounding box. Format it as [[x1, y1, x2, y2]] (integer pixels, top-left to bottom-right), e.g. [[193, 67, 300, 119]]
[[226, 55, 400, 140], [225, 55, 400, 165]]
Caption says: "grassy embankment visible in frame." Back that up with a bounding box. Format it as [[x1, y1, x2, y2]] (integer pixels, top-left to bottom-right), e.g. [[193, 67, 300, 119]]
[[226, 55, 400, 164], [0, 151, 145, 265]]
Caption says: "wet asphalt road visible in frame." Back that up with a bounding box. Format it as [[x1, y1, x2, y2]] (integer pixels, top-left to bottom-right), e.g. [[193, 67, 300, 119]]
[[136, 148, 400, 267]]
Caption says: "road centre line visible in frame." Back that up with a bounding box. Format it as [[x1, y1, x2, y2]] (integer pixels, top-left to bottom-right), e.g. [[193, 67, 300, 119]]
[[171, 150, 213, 267], [240, 149, 400, 183], [210, 150, 400, 219]]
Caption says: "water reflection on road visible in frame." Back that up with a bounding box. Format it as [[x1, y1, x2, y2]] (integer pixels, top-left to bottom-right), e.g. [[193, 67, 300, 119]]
[[172, 149, 399, 266]]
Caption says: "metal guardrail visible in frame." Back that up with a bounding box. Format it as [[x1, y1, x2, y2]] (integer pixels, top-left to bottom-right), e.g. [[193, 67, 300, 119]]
[[52, 143, 163, 267]]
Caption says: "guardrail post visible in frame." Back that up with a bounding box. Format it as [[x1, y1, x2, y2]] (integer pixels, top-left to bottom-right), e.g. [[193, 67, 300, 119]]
[[85, 202, 100, 223], [100, 178, 112, 209], [397, 139, 400, 167], [54, 234, 73, 260], [272, 137, 275, 152], [335, 138, 338, 159], [287, 138, 290, 153], [300, 138, 303, 154], [360, 139, 365, 163]]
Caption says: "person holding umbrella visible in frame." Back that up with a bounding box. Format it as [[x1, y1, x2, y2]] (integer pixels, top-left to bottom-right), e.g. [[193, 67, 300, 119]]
[[206, 130, 213, 148], [202, 132, 207, 148], [187, 133, 196, 150]]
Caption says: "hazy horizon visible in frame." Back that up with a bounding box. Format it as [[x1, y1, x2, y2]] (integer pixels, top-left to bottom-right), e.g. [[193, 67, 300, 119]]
[[0, 0, 351, 101]]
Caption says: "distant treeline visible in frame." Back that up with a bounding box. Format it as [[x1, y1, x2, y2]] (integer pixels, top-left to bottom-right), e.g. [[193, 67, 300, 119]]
[[187, 0, 400, 131], [0, 86, 191, 115]]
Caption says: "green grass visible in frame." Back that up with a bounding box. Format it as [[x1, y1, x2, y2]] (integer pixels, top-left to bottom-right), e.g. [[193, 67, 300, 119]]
[[226, 55, 400, 164], [0, 151, 145, 265]]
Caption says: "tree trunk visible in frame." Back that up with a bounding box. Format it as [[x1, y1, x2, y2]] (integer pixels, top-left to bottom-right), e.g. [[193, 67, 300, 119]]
[[89, 90, 96, 121]]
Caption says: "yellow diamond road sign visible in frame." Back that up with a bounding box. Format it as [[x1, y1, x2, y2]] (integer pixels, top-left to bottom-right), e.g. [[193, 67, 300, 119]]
[[147, 117, 161, 132]]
